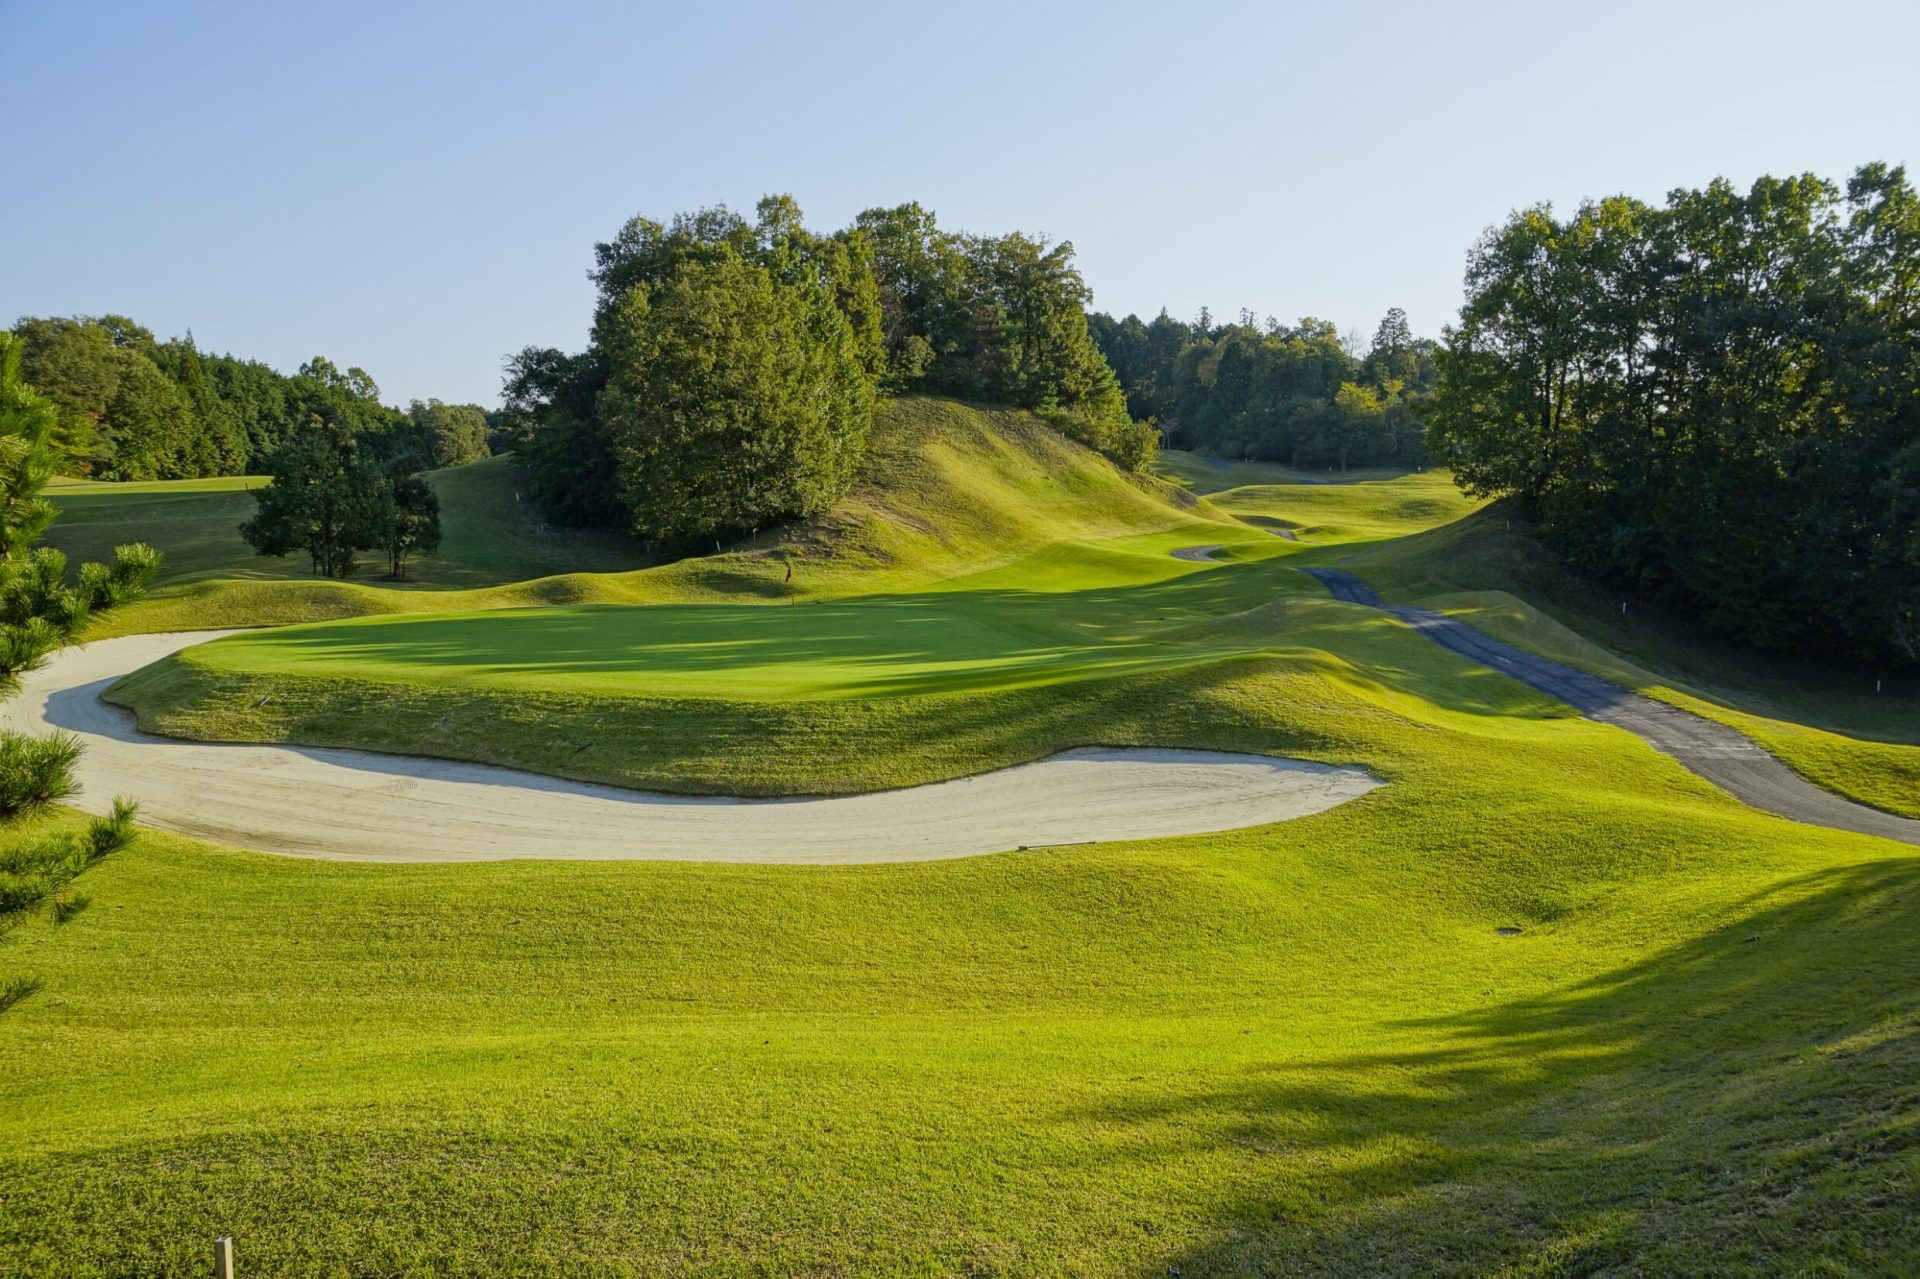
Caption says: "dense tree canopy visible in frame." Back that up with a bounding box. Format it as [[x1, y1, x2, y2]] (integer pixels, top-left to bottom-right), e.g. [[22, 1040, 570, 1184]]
[[408, 399, 491, 467], [240, 417, 444, 580], [1088, 307, 1435, 469], [599, 250, 871, 545], [1427, 164, 1920, 667], [8, 316, 484, 480], [508, 196, 1155, 538]]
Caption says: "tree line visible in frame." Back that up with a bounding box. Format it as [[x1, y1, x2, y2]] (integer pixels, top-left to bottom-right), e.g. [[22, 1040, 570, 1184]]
[[1088, 307, 1437, 470], [8, 315, 492, 480], [502, 197, 1155, 546], [1427, 164, 1920, 668]]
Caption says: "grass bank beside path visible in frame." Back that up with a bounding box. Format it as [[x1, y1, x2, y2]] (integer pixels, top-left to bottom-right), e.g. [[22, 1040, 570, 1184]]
[[1316, 506, 1920, 819]]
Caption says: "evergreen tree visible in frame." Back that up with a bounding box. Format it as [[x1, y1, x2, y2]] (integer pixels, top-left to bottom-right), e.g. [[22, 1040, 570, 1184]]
[[0, 334, 159, 695]]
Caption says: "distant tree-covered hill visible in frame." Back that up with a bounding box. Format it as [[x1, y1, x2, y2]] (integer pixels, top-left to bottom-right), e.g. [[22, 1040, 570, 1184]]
[[1088, 306, 1436, 471], [8, 314, 490, 480]]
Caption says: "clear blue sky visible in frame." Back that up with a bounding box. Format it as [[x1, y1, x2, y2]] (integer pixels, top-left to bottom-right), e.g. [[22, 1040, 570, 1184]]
[[5, 0, 1916, 407]]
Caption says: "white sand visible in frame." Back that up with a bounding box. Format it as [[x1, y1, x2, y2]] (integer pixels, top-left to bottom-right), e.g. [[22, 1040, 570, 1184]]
[[0, 631, 1384, 864]]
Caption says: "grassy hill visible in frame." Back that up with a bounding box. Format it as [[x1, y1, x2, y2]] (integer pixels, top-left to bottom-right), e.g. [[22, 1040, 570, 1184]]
[[6, 400, 1918, 1273]]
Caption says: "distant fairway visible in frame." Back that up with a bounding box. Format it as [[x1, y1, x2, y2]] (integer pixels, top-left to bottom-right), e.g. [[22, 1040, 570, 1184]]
[[156, 533, 1300, 701], [1150, 448, 1411, 493], [46, 452, 650, 593]]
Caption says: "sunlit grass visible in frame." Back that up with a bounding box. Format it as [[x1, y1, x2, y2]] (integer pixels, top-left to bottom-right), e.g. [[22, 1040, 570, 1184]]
[[7, 401, 1916, 1273]]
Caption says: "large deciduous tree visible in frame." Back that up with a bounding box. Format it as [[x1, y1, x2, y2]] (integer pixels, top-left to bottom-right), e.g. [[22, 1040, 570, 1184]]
[[407, 399, 491, 467], [378, 471, 442, 580], [1425, 165, 1920, 667], [598, 249, 871, 546]]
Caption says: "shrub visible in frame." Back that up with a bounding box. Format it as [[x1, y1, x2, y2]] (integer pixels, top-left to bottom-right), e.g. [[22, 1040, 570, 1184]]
[[0, 731, 81, 821], [84, 797, 139, 862]]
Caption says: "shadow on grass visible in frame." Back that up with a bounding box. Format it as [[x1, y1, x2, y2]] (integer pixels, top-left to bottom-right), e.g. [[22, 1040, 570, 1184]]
[[1097, 857, 1920, 1275]]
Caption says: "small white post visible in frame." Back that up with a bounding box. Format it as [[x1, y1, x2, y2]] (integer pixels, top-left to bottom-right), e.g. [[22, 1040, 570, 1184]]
[[214, 1236, 234, 1279]]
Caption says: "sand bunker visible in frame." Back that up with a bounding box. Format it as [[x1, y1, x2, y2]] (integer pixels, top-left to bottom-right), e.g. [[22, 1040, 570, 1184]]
[[0, 632, 1384, 864]]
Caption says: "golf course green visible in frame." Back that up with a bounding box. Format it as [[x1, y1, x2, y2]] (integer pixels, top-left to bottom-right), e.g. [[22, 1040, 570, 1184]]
[[5, 397, 1918, 1273]]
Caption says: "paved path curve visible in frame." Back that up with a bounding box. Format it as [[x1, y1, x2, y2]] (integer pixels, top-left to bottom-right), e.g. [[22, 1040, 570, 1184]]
[[1304, 568, 1920, 845], [1171, 544, 1223, 562], [0, 632, 1384, 864]]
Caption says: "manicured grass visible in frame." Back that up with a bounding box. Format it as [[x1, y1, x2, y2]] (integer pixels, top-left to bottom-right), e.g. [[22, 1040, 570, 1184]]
[[1208, 471, 1483, 543], [8, 399, 1917, 1273], [107, 455, 1486, 791], [78, 399, 1222, 637]]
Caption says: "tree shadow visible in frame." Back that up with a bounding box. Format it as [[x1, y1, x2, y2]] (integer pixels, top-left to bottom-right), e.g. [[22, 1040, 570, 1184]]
[[1086, 857, 1920, 1274]]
